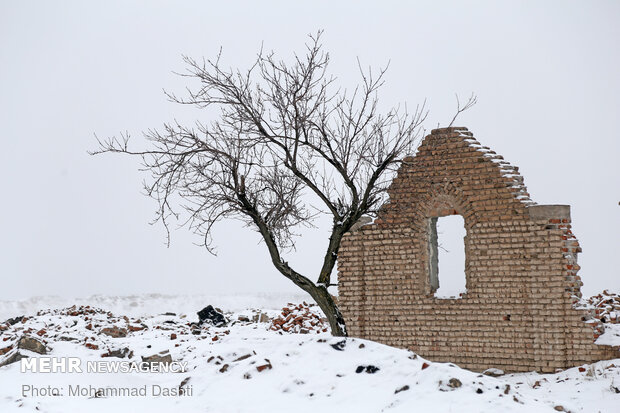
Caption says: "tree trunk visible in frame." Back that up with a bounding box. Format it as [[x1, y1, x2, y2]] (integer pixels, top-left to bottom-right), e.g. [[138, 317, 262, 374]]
[[239, 197, 348, 337], [305, 284, 347, 337]]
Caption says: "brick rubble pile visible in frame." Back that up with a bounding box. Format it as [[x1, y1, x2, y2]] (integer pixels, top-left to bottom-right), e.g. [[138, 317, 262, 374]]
[[270, 302, 328, 334], [583, 291, 620, 325]]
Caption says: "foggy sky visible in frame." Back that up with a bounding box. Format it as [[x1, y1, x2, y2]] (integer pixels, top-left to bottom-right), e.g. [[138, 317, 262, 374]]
[[1, 1, 618, 301]]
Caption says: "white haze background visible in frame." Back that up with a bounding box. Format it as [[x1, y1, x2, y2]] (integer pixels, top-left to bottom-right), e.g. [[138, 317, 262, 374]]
[[0, 1, 618, 300]]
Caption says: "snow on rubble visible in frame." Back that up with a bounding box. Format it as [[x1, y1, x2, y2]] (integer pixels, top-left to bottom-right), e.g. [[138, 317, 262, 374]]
[[577, 290, 620, 347], [0, 294, 618, 413]]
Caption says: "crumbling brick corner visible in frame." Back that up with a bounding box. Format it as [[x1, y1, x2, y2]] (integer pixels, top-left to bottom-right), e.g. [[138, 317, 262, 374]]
[[337, 126, 619, 373]]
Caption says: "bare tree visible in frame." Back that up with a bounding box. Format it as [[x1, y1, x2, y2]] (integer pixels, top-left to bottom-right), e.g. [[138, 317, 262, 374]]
[[91, 32, 427, 336], [447, 93, 477, 128]]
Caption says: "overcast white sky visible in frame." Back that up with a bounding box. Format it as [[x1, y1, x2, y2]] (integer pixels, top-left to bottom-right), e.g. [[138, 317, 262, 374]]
[[1, 1, 618, 301]]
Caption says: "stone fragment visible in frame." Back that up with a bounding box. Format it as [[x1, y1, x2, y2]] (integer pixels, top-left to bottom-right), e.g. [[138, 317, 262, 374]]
[[483, 368, 504, 377], [101, 347, 133, 359], [3, 316, 24, 326], [233, 354, 252, 362], [251, 312, 270, 323], [365, 365, 380, 374], [256, 359, 272, 372], [100, 327, 128, 338], [142, 351, 173, 367], [330, 340, 346, 351], [0, 350, 27, 367], [18, 336, 47, 354], [179, 377, 191, 395], [355, 364, 380, 374], [0, 345, 13, 356], [197, 305, 227, 327], [448, 378, 462, 388]]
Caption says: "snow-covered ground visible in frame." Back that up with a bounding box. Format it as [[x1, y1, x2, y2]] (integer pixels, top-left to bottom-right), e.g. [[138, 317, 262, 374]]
[[0, 294, 618, 413]]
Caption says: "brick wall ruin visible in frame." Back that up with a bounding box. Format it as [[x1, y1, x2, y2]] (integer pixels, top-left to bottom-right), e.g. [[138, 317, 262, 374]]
[[337, 127, 619, 373]]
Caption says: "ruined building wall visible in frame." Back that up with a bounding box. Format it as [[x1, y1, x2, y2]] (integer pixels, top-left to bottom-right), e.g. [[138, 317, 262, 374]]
[[337, 127, 619, 373]]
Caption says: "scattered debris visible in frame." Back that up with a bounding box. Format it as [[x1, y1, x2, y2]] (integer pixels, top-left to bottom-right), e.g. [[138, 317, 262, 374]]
[[330, 340, 346, 351], [0, 345, 13, 356], [252, 313, 270, 323], [576, 290, 620, 340], [448, 378, 462, 388], [58, 336, 77, 342], [197, 305, 227, 327], [0, 298, 617, 412], [179, 377, 191, 395], [101, 347, 133, 359], [100, 327, 128, 338], [142, 351, 172, 367], [3, 316, 24, 326], [483, 368, 504, 377], [256, 359, 272, 372], [0, 350, 27, 367], [356, 365, 380, 374]]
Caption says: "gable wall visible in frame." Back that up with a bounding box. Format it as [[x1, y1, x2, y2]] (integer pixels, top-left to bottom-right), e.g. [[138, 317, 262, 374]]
[[337, 127, 618, 372]]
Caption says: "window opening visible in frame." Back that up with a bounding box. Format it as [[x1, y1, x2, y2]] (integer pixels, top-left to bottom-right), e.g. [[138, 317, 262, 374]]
[[428, 215, 467, 298]]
